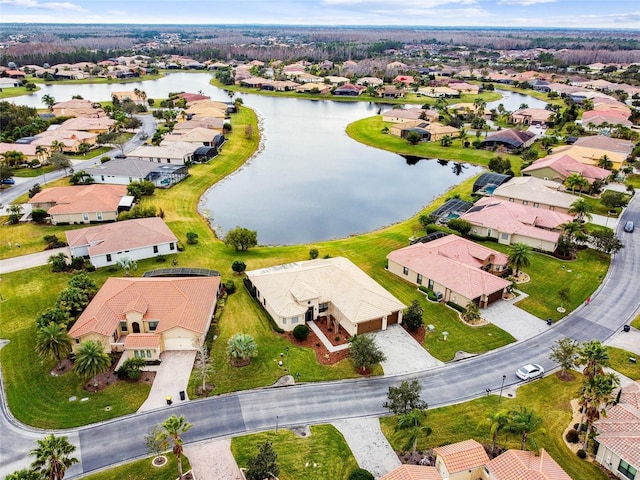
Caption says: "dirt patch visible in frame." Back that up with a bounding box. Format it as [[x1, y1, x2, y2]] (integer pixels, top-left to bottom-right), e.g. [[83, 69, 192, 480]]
[[556, 370, 576, 382], [194, 383, 215, 397], [50, 358, 73, 376], [402, 324, 426, 345], [78, 354, 156, 392]]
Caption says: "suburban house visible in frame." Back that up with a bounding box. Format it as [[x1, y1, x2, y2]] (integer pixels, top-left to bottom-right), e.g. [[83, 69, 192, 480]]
[[332, 83, 365, 96], [382, 440, 571, 480], [32, 129, 98, 153], [65, 217, 178, 268], [57, 116, 115, 134], [460, 197, 575, 253], [551, 145, 626, 170], [581, 110, 632, 128], [29, 184, 130, 225], [510, 107, 553, 126], [522, 153, 612, 185], [480, 129, 536, 151], [86, 157, 188, 187], [52, 99, 105, 118], [162, 127, 222, 146], [573, 135, 634, 156], [387, 235, 511, 309], [127, 142, 196, 165], [0, 142, 38, 162], [245, 257, 405, 336], [419, 86, 460, 98], [382, 108, 426, 123], [491, 176, 579, 214], [356, 77, 384, 87], [295, 82, 332, 95], [593, 380, 640, 480], [173, 116, 224, 132], [68, 276, 220, 359]]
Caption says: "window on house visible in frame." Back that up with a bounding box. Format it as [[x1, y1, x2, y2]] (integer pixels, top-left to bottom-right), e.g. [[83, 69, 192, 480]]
[[101, 175, 105, 181], [153, 245, 159, 253], [428, 279, 434, 290], [619, 460, 637, 480], [134, 350, 139, 358], [148, 321, 158, 331], [417, 274, 422, 284], [533, 202, 539, 207], [501, 233, 509, 240], [106, 254, 112, 262], [291, 316, 299, 324], [75, 338, 80, 344], [319, 302, 329, 313], [82, 213, 89, 221], [403, 266, 409, 275], [523, 200, 528, 205], [97, 212, 103, 220], [170, 243, 175, 250], [120, 321, 128, 332], [146, 350, 152, 358], [508, 198, 514, 202], [281, 318, 287, 325]]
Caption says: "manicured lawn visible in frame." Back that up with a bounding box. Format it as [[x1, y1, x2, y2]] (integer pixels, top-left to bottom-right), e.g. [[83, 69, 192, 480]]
[[0, 217, 84, 260], [81, 455, 190, 480], [346, 116, 523, 174], [380, 374, 606, 480], [477, 242, 609, 321], [631, 313, 640, 330], [11, 165, 58, 178], [69, 146, 112, 160], [0, 86, 40, 99], [626, 174, 640, 189], [608, 347, 640, 380], [232, 425, 358, 480]]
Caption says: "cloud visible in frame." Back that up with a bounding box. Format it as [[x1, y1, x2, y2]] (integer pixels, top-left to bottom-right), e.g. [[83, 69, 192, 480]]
[[323, 0, 476, 7], [497, 0, 556, 5], [0, 0, 86, 12], [107, 9, 127, 16]]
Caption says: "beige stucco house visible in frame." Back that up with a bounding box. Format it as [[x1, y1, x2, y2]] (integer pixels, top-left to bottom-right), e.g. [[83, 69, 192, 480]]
[[68, 276, 220, 360], [434, 439, 489, 480], [491, 176, 579, 214], [245, 257, 405, 336]]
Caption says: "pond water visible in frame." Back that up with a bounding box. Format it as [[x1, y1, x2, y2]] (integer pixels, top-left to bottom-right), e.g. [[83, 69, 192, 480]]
[[11, 75, 546, 245], [487, 89, 547, 112]]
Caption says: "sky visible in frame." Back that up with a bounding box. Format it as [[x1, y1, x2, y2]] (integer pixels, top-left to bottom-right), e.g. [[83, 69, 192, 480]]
[[0, 0, 638, 29]]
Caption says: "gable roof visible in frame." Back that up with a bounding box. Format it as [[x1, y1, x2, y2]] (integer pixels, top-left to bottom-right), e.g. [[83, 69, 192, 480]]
[[573, 135, 634, 155], [492, 176, 579, 209], [85, 157, 161, 178], [521, 154, 611, 183], [29, 184, 127, 214], [65, 217, 177, 256], [486, 448, 572, 480], [387, 236, 510, 300], [482, 129, 535, 148], [69, 277, 219, 339], [128, 143, 196, 160], [381, 465, 442, 480], [246, 257, 405, 322], [552, 145, 626, 168], [434, 439, 489, 473]]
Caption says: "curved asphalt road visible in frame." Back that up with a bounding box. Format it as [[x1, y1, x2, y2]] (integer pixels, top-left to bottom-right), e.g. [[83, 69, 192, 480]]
[[1, 193, 638, 478]]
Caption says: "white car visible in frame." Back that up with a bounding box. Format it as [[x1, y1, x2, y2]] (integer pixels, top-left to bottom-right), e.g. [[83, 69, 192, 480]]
[[516, 363, 544, 381]]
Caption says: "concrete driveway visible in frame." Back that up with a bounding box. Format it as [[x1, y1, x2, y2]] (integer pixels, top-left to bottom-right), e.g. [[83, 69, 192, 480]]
[[481, 292, 549, 341], [137, 350, 196, 413], [369, 324, 444, 375], [0, 246, 70, 274], [605, 325, 640, 356]]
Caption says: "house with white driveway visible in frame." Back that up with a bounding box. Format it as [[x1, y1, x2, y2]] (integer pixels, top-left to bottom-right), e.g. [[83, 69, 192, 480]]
[[68, 276, 220, 359], [127, 142, 196, 165], [245, 257, 405, 336], [65, 217, 178, 268]]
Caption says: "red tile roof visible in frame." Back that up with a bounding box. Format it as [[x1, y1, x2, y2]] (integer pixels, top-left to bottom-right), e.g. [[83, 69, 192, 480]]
[[434, 439, 489, 473], [124, 333, 160, 349], [486, 448, 572, 480], [521, 154, 611, 183], [380, 465, 442, 480], [29, 184, 127, 215]]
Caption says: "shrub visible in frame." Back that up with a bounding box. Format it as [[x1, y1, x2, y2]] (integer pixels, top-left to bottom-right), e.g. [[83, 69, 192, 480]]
[[576, 449, 587, 459], [349, 468, 374, 480], [28, 183, 42, 198], [86, 264, 96, 272], [116, 357, 147, 380], [186, 231, 199, 245], [155, 254, 167, 263], [70, 256, 86, 270], [565, 429, 580, 443], [31, 209, 48, 223], [309, 248, 319, 259], [293, 324, 310, 341], [100, 156, 111, 163], [232, 260, 247, 274], [447, 301, 466, 313], [224, 280, 236, 294]]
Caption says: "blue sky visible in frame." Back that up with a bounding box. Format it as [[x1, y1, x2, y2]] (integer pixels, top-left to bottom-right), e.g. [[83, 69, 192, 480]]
[[0, 0, 638, 29]]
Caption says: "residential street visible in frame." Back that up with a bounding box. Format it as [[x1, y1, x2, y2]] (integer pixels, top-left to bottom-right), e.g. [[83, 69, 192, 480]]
[[0, 192, 638, 479]]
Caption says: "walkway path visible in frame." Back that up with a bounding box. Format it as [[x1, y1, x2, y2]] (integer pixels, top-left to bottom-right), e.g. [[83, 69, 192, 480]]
[[307, 320, 349, 353], [481, 290, 550, 341], [0, 246, 70, 274], [137, 351, 196, 413]]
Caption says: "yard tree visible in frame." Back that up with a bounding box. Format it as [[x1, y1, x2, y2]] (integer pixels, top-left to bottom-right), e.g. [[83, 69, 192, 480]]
[[56, 286, 90, 317], [48, 252, 69, 272], [111, 134, 128, 155], [507, 407, 544, 451], [73, 340, 111, 388], [568, 198, 593, 223], [35, 322, 72, 370], [0, 164, 13, 183], [127, 180, 155, 199], [245, 441, 279, 480], [309, 248, 319, 259], [396, 408, 432, 455], [383, 379, 427, 415], [564, 172, 589, 194], [484, 409, 510, 454], [42, 94, 56, 111], [447, 218, 472, 236], [507, 243, 532, 277], [160, 415, 193, 480], [406, 131, 422, 145], [192, 337, 215, 393], [30, 433, 78, 480], [7, 204, 23, 224], [590, 229, 624, 255], [576, 340, 610, 380], [349, 334, 386, 374], [549, 338, 579, 379], [600, 190, 628, 210], [232, 260, 247, 274], [49, 151, 72, 175], [68, 272, 98, 298], [462, 303, 482, 324], [35, 306, 70, 330], [5, 468, 41, 480], [227, 333, 258, 367], [144, 426, 169, 464], [403, 300, 424, 332], [117, 256, 138, 276], [186, 231, 199, 244], [224, 226, 258, 251]]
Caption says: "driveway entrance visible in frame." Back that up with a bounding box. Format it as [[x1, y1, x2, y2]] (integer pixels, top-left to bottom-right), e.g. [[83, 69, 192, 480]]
[[137, 350, 196, 412]]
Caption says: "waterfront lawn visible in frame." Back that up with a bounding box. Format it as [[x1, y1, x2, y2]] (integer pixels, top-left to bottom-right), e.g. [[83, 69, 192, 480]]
[[80, 456, 190, 480], [608, 347, 640, 380], [346, 116, 523, 174], [380, 374, 606, 480], [477, 242, 609, 321], [0, 85, 40, 99], [30, 72, 165, 85], [232, 425, 358, 480]]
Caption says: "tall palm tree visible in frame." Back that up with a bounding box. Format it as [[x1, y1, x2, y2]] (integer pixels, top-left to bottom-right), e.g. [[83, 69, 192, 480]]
[[597, 155, 613, 170], [395, 408, 432, 455], [580, 372, 620, 450], [50, 140, 65, 153], [564, 172, 589, 194], [507, 407, 543, 450], [35, 145, 49, 165], [73, 340, 111, 388], [30, 433, 78, 480], [576, 340, 610, 380], [227, 333, 258, 366], [508, 243, 532, 277], [42, 94, 56, 111], [568, 198, 593, 223], [160, 415, 194, 480], [35, 322, 72, 370], [484, 409, 510, 455]]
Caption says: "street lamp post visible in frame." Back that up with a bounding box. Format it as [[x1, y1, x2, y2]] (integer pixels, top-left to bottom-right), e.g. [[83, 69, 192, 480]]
[[275, 415, 279, 433], [499, 375, 506, 403], [285, 346, 289, 373]]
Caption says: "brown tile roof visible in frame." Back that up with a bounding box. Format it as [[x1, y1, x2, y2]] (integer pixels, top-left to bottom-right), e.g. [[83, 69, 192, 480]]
[[521, 154, 611, 183], [434, 439, 489, 473], [65, 217, 177, 256], [573, 135, 634, 155], [124, 333, 160, 349], [69, 277, 219, 340], [486, 448, 571, 480], [29, 184, 127, 215], [380, 465, 442, 480]]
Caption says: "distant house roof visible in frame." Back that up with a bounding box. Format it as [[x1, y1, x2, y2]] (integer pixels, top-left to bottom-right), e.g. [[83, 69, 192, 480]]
[[492, 176, 579, 210], [57, 117, 115, 132], [485, 448, 572, 480], [128, 143, 196, 161], [29, 184, 127, 215], [573, 135, 634, 155], [434, 439, 489, 474], [511, 107, 552, 124], [380, 465, 442, 480], [173, 116, 224, 131], [552, 145, 626, 169], [582, 110, 632, 127], [86, 157, 164, 179], [480, 129, 536, 149], [522, 154, 611, 183], [387, 236, 511, 301], [0, 142, 37, 157], [382, 108, 425, 121], [65, 217, 177, 256]]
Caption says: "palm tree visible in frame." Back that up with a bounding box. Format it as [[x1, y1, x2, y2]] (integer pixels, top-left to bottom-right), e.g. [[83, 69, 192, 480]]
[[562, 220, 588, 248], [227, 333, 258, 366], [576, 340, 610, 380], [42, 94, 56, 111], [30, 433, 78, 480], [160, 415, 194, 480], [568, 198, 593, 223], [50, 140, 65, 153], [35, 322, 72, 370], [508, 243, 532, 278], [564, 172, 589, 194], [117, 256, 137, 276], [395, 408, 432, 455], [579, 372, 620, 450], [507, 407, 543, 450], [484, 409, 510, 455], [597, 155, 613, 170], [35, 145, 49, 165], [5, 468, 41, 480], [73, 340, 111, 389]]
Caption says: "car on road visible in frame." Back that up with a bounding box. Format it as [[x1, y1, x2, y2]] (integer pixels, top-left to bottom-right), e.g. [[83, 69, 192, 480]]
[[624, 221, 635, 233], [516, 363, 544, 380], [114, 153, 127, 159], [1, 177, 15, 185]]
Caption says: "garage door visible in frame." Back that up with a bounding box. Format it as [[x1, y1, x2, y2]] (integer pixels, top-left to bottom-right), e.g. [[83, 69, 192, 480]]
[[163, 337, 196, 350], [357, 318, 383, 334], [387, 311, 399, 325], [487, 289, 504, 305]]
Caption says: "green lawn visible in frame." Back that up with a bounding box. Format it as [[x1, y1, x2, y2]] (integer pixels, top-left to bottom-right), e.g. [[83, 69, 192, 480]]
[[232, 425, 358, 480], [346, 116, 523, 174], [11, 165, 58, 178], [80, 455, 190, 480], [626, 174, 640, 189], [381, 374, 606, 480], [0, 86, 40, 99], [608, 347, 640, 380], [69, 147, 112, 160], [631, 313, 640, 330]]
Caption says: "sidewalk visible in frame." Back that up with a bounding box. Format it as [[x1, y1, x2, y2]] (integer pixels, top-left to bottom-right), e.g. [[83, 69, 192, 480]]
[[0, 246, 70, 274]]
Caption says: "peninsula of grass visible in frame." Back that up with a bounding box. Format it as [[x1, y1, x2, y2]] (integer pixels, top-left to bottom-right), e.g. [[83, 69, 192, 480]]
[[232, 425, 358, 480], [346, 115, 523, 174], [80, 455, 190, 480], [0, 85, 41, 99], [380, 374, 607, 480]]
